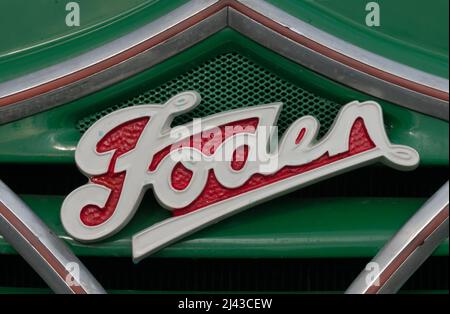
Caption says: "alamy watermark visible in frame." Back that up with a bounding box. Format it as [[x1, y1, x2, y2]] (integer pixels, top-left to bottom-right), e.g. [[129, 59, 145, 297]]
[[168, 119, 281, 173], [65, 261, 81, 287], [365, 261, 381, 287], [365, 2, 381, 27], [65, 2, 80, 27]]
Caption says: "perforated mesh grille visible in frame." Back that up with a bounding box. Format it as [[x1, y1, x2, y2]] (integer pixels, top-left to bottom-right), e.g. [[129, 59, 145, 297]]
[[76, 52, 342, 136]]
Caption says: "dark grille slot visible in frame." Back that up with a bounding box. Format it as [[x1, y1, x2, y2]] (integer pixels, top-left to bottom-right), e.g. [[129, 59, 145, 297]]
[[0, 255, 447, 292], [0, 164, 447, 199]]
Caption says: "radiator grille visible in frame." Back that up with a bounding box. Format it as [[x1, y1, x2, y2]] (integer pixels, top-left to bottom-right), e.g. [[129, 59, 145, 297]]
[[76, 52, 342, 136]]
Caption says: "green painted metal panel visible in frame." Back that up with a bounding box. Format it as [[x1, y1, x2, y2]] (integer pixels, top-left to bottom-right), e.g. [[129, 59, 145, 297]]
[[0, 0, 447, 81], [0, 0, 188, 82], [265, 0, 449, 78], [0, 0, 150, 57], [0, 195, 447, 258], [0, 30, 448, 166]]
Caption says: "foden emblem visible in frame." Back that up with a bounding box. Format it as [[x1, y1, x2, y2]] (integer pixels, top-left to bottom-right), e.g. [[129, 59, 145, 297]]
[[61, 91, 419, 261]]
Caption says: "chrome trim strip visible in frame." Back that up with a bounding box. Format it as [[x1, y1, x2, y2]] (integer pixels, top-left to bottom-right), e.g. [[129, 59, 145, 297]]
[[228, 8, 449, 120], [238, 0, 449, 93], [0, 0, 448, 123], [345, 181, 449, 294], [0, 180, 106, 294], [0, 9, 228, 124], [0, 0, 219, 98], [377, 217, 448, 294]]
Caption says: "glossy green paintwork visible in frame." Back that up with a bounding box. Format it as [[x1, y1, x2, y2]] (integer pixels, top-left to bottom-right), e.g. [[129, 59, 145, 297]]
[[0, 0, 447, 81], [0, 194, 447, 257], [0, 30, 448, 166], [266, 0, 449, 78], [0, 0, 149, 56], [0, 0, 188, 82]]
